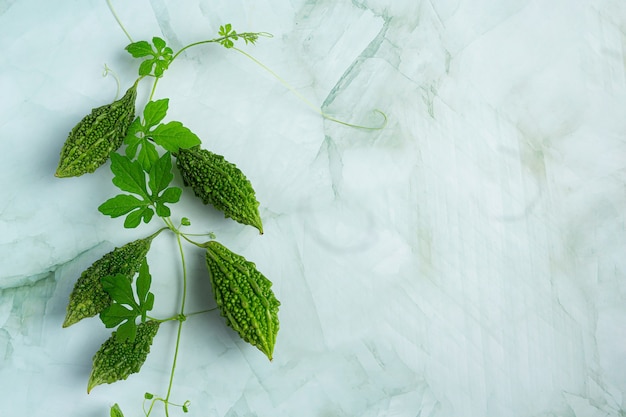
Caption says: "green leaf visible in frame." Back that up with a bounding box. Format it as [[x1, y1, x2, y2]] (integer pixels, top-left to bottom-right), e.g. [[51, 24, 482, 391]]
[[150, 121, 201, 153], [148, 152, 174, 196], [110, 404, 125, 417], [98, 194, 146, 218], [152, 36, 166, 52], [159, 187, 182, 204], [155, 202, 171, 217], [137, 140, 160, 172], [143, 99, 169, 129], [116, 319, 137, 343], [124, 207, 150, 228], [154, 61, 168, 78], [139, 59, 155, 77], [136, 259, 151, 305], [110, 153, 149, 198], [126, 41, 153, 58], [102, 275, 138, 308], [100, 303, 135, 328]]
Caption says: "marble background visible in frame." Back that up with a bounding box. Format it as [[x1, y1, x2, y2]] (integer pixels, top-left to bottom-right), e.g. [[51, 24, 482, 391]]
[[1, 0, 626, 416]]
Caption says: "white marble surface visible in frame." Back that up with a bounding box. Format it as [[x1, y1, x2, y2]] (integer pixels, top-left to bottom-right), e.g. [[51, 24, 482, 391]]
[[1, 0, 626, 416]]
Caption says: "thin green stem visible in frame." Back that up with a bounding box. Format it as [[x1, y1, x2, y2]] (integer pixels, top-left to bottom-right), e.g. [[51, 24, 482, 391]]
[[149, 77, 160, 102], [163, 232, 188, 416], [106, 0, 133, 43], [233, 47, 387, 130]]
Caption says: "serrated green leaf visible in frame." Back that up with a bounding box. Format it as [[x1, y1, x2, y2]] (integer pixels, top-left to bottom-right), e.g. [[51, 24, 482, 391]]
[[102, 275, 138, 308], [143, 99, 169, 130], [137, 140, 160, 172], [150, 121, 201, 153], [152, 37, 166, 52], [148, 152, 174, 196], [136, 259, 151, 305], [124, 208, 145, 228], [154, 61, 167, 78], [98, 194, 146, 218], [155, 202, 171, 217], [139, 59, 154, 76], [140, 207, 154, 224], [116, 319, 137, 343], [159, 187, 182, 204], [100, 303, 135, 328], [111, 404, 125, 417], [110, 153, 149, 198], [126, 41, 153, 58], [144, 292, 155, 312]]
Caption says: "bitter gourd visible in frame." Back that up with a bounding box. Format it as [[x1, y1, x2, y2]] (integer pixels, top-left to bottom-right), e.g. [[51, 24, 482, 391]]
[[55, 81, 138, 178], [87, 320, 160, 393], [205, 241, 279, 360], [63, 236, 153, 327], [176, 146, 263, 233]]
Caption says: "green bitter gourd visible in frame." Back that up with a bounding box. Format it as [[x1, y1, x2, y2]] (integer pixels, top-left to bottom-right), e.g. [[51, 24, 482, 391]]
[[55, 81, 138, 178], [63, 236, 154, 327], [205, 241, 279, 360], [176, 146, 263, 233], [87, 320, 160, 393]]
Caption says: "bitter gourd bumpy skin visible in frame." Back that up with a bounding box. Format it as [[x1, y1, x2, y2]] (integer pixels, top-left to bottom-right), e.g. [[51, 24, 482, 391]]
[[55, 81, 138, 178], [63, 236, 154, 327], [176, 146, 264, 233], [88, 320, 160, 393], [205, 241, 279, 360]]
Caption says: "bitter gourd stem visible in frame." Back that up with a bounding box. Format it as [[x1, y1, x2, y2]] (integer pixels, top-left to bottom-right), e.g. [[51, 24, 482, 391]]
[[232, 47, 388, 130], [106, 0, 134, 43], [163, 232, 188, 416]]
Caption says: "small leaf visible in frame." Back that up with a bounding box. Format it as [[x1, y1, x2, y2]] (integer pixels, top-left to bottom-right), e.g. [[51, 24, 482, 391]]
[[116, 319, 137, 343], [155, 202, 171, 217], [144, 392, 154, 400], [181, 217, 191, 226], [100, 303, 135, 328], [137, 140, 160, 172], [154, 61, 168, 78], [152, 37, 166, 51], [143, 99, 169, 129], [98, 194, 146, 218], [126, 41, 153, 58], [159, 187, 182, 204], [148, 152, 174, 196], [139, 59, 155, 76], [124, 207, 147, 228], [136, 259, 151, 305], [150, 121, 201, 153], [110, 404, 125, 417], [101, 275, 138, 307], [140, 207, 155, 224], [110, 153, 149, 198]]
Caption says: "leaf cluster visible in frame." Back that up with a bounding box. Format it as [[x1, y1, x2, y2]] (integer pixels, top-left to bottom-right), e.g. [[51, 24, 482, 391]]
[[126, 37, 173, 77], [100, 259, 155, 343], [98, 152, 182, 228], [125, 99, 201, 172], [218, 24, 259, 48]]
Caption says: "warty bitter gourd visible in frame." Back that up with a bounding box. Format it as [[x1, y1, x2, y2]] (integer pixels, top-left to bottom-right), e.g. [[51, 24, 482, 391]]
[[205, 241, 279, 360], [87, 320, 160, 393], [176, 146, 263, 233], [63, 236, 154, 327], [55, 81, 138, 178]]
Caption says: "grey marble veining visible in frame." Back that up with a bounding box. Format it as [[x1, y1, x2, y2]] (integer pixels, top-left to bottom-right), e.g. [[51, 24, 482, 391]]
[[1, 0, 625, 416]]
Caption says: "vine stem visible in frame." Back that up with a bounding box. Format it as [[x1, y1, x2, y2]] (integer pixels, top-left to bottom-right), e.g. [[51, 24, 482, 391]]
[[106, 0, 133, 43], [232, 47, 387, 130], [162, 231, 188, 417]]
